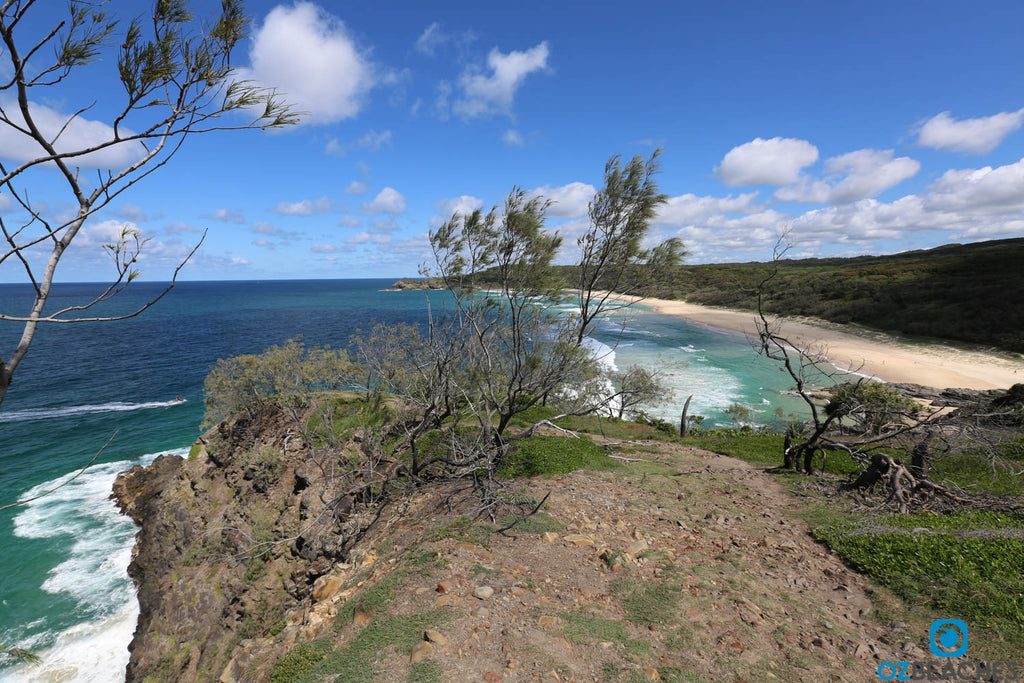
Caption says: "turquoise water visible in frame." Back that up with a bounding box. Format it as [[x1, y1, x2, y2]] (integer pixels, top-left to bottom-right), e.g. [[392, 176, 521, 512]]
[[0, 279, 806, 680]]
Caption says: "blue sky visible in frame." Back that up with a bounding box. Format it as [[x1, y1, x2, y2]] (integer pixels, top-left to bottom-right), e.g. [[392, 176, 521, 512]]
[[2, 0, 1023, 282]]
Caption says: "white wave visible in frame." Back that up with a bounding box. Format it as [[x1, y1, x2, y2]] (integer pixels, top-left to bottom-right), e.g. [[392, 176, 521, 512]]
[[0, 400, 186, 423], [580, 336, 617, 372], [0, 602, 138, 683], [3, 449, 184, 682]]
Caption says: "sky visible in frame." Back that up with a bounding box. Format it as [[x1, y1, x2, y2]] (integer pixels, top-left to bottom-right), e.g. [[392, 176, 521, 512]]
[[1, 0, 1023, 282]]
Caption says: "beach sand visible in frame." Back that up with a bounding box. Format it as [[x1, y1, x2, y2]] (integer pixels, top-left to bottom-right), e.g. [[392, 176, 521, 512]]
[[623, 295, 1023, 391]]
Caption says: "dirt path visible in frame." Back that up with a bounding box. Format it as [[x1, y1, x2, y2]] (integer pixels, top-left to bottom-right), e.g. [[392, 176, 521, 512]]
[[300, 442, 905, 682]]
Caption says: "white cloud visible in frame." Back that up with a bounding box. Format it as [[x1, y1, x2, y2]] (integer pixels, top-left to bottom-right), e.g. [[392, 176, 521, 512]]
[[528, 182, 596, 218], [923, 158, 1024, 213], [252, 239, 274, 248], [344, 181, 367, 195], [0, 96, 145, 168], [209, 208, 244, 223], [338, 215, 361, 227], [415, 22, 445, 56], [0, 193, 13, 213], [775, 149, 920, 204], [431, 195, 485, 227], [243, 3, 376, 125], [345, 232, 370, 244], [503, 129, 524, 147], [326, 129, 393, 157], [917, 108, 1024, 154], [311, 243, 337, 253], [655, 192, 762, 225], [362, 187, 407, 215], [272, 196, 334, 216], [230, 257, 251, 266], [715, 137, 819, 187], [453, 42, 549, 119]]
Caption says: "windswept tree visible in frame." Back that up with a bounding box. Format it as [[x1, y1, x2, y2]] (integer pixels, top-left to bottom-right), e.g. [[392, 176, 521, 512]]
[[0, 0, 297, 406], [574, 149, 686, 343]]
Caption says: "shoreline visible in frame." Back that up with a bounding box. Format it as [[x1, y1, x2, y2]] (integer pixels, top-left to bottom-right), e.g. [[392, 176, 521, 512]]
[[608, 294, 1022, 391]]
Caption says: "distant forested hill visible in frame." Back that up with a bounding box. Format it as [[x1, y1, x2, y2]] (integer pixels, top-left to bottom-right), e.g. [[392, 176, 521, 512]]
[[399, 238, 1023, 353], [640, 238, 1024, 353]]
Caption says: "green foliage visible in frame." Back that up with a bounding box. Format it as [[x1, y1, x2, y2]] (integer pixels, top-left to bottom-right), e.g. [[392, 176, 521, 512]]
[[187, 443, 202, 461], [813, 524, 1024, 645], [408, 660, 444, 683], [497, 435, 618, 477], [242, 557, 267, 584], [270, 638, 331, 683], [826, 381, 919, 433], [722, 402, 752, 424], [203, 340, 356, 427], [0, 645, 41, 665], [496, 511, 563, 534]]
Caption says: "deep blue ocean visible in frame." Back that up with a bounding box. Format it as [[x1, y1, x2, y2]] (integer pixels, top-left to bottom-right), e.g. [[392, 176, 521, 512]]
[[0, 279, 808, 681]]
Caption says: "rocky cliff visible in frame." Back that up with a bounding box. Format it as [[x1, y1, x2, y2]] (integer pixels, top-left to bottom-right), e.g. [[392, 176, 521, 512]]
[[112, 405, 406, 682]]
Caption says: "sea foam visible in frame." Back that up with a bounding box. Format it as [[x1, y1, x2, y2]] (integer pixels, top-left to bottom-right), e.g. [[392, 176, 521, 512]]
[[1, 449, 182, 682], [0, 400, 186, 423]]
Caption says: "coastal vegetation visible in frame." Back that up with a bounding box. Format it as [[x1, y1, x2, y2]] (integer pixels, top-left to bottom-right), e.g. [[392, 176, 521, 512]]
[[0, 0, 297, 408], [430, 237, 1024, 354]]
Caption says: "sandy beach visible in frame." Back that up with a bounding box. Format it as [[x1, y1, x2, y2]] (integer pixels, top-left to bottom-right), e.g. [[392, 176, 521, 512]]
[[626, 295, 1023, 391]]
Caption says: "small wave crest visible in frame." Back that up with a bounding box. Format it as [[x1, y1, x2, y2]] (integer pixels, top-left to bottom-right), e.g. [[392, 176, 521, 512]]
[[0, 399, 185, 423]]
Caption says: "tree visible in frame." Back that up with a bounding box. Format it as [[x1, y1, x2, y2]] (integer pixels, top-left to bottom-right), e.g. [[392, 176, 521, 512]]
[[574, 149, 683, 344], [613, 364, 673, 419], [0, 0, 296, 407]]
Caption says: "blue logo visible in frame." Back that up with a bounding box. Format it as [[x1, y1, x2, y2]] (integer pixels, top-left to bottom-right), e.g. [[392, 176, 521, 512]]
[[929, 619, 968, 658]]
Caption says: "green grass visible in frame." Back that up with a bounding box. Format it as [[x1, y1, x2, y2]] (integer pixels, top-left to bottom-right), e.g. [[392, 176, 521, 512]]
[[497, 435, 620, 477], [609, 573, 683, 626], [270, 638, 332, 683], [813, 520, 1024, 652], [408, 660, 444, 683], [301, 609, 450, 683], [334, 569, 405, 629], [496, 511, 563, 534], [682, 429, 867, 477], [560, 612, 650, 656]]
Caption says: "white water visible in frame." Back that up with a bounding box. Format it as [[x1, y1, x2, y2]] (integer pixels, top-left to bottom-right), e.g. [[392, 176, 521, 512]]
[[0, 400, 186, 423], [1, 450, 180, 683]]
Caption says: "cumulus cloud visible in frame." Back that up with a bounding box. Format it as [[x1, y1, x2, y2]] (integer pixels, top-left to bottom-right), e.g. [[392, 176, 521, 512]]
[[311, 243, 337, 253], [344, 181, 367, 195], [715, 137, 819, 187], [271, 196, 335, 216], [242, 3, 376, 125], [655, 192, 762, 226], [917, 108, 1024, 155], [362, 187, 407, 215], [0, 97, 145, 168], [775, 149, 920, 204], [503, 129, 524, 147], [431, 195, 485, 227], [923, 158, 1024, 214], [163, 221, 199, 234], [453, 42, 549, 119], [528, 182, 595, 218], [338, 215, 361, 227]]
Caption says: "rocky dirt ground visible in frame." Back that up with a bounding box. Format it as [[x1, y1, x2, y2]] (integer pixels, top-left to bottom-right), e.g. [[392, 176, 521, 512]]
[[257, 441, 915, 683]]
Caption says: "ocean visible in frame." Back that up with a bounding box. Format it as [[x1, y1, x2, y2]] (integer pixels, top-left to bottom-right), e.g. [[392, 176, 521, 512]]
[[0, 279, 809, 681]]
